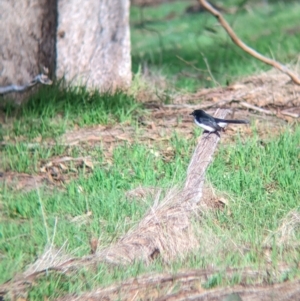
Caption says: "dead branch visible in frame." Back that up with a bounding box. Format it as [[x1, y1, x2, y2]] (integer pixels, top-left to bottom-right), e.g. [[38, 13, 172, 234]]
[[56, 266, 295, 301], [198, 0, 300, 85], [183, 109, 229, 203], [0, 69, 52, 95]]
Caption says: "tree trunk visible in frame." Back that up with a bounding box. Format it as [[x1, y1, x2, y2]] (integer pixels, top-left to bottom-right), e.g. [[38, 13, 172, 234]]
[[56, 0, 132, 91], [0, 0, 56, 89], [0, 0, 131, 101]]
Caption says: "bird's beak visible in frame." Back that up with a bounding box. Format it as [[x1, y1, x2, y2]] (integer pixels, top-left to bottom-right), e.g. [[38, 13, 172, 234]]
[[189, 113, 194, 116]]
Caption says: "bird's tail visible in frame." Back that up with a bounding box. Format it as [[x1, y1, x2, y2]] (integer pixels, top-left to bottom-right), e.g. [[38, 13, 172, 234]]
[[216, 118, 249, 124]]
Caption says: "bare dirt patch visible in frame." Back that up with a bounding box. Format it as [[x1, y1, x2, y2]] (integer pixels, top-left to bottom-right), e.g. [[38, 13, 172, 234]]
[[0, 156, 94, 192], [0, 172, 50, 192]]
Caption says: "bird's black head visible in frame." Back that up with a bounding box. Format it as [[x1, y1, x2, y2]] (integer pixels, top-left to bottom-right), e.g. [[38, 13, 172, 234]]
[[190, 109, 205, 117]]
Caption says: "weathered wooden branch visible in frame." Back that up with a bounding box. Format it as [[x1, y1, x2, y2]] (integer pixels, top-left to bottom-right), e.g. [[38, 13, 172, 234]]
[[182, 108, 229, 203], [198, 0, 300, 85], [0, 72, 52, 95]]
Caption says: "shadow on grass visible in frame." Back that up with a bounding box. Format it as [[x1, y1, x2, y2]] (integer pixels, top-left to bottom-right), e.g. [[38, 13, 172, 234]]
[[1, 81, 141, 139], [2, 81, 139, 121]]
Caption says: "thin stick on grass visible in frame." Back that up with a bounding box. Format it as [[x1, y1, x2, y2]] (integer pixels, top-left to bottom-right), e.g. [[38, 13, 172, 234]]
[[201, 52, 220, 87], [280, 110, 300, 118], [176, 55, 208, 73], [198, 0, 300, 85], [240, 101, 274, 115], [35, 180, 50, 244], [0, 68, 52, 95]]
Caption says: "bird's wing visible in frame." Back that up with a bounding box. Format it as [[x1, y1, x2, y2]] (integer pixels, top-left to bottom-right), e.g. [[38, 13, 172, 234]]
[[202, 117, 222, 131]]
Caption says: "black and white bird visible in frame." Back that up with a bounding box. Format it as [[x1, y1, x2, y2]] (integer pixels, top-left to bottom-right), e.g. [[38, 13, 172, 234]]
[[190, 109, 249, 134]]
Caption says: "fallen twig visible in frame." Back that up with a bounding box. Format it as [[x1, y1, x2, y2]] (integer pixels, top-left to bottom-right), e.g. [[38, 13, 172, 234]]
[[280, 110, 300, 118], [240, 101, 274, 115], [49, 156, 92, 164], [176, 55, 208, 73], [198, 0, 300, 85]]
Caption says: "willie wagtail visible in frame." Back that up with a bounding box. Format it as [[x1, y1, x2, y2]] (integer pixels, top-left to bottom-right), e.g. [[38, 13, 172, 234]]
[[190, 109, 249, 134]]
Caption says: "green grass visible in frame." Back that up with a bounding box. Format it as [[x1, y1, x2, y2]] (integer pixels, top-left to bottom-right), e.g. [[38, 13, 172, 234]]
[[206, 127, 300, 262], [1, 0, 300, 299], [0, 134, 194, 284], [1, 82, 141, 140], [0, 82, 143, 173], [1, 111, 300, 297], [2, 125, 300, 299], [211, 130, 300, 230], [131, 0, 300, 91]]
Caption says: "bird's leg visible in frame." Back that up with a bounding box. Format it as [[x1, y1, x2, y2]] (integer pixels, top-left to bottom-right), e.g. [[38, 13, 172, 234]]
[[214, 131, 221, 138], [203, 130, 220, 139]]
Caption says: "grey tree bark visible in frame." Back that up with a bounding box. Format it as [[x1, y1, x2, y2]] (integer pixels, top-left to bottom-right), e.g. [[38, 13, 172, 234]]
[[0, 0, 56, 88], [56, 0, 131, 91], [0, 0, 131, 100]]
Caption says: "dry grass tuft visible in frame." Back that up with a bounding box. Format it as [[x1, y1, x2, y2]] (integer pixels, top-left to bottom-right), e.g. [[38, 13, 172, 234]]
[[200, 183, 231, 210], [125, 185, 160, 201], [130, 64, 172, 102], [264, 209, 300, 248], [23, 245, 73, 277], [0, 246, 74, 299], [96, 188, 199, 264]]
